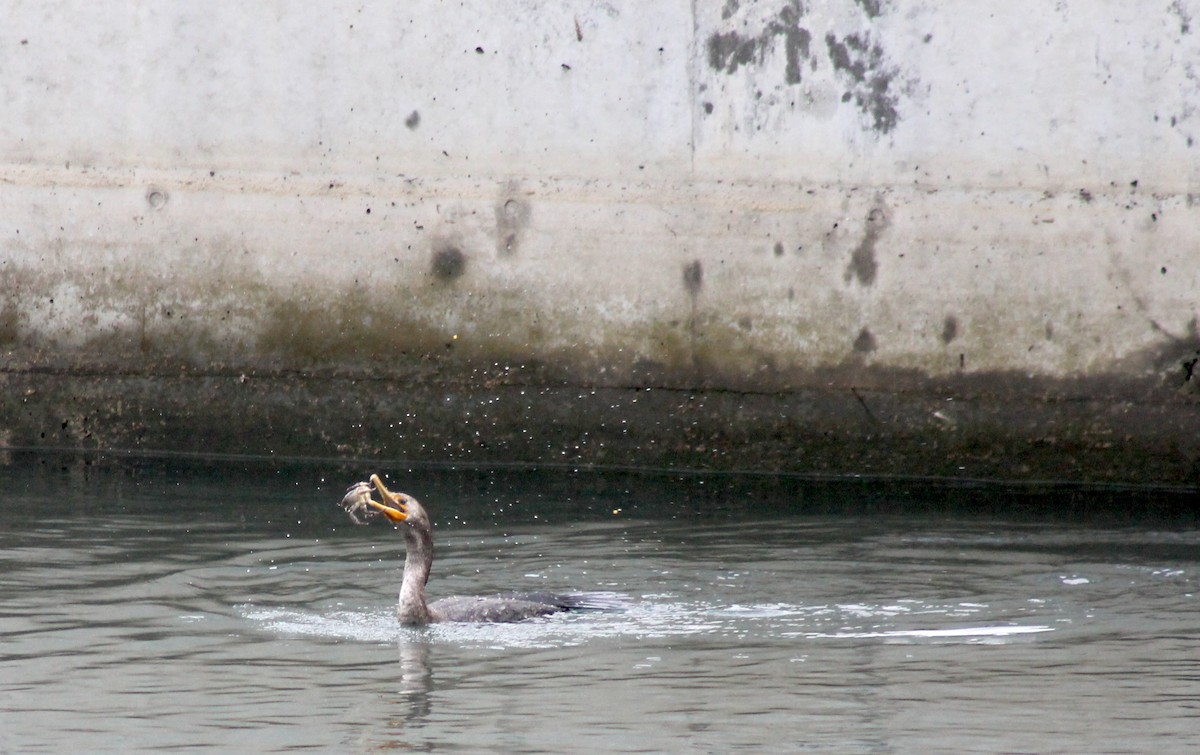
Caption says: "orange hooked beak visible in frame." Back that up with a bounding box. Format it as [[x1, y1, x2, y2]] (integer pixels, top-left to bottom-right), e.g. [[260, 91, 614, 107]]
[[366, 474, 409, 524]]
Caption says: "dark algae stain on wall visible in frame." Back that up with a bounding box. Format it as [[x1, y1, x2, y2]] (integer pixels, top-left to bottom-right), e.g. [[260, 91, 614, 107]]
[[706, 0, 907, 134]]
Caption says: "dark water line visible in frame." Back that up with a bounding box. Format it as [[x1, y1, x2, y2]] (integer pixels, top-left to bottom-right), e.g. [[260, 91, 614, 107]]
[[7, 445, 1198, 496]]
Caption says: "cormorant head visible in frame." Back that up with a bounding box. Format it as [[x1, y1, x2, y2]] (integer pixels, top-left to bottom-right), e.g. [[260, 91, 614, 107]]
[[366, 474, 431, 531]]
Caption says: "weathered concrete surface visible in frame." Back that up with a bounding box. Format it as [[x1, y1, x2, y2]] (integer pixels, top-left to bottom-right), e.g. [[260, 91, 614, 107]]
[[2, 1, 1199, 485]]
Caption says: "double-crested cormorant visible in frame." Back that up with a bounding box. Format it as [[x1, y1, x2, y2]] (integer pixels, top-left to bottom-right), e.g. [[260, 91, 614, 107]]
[[338, 474, 623, 625]]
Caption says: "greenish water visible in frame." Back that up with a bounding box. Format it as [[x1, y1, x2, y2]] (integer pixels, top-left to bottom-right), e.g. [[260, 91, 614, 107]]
[[2, 457, 1198, 752]]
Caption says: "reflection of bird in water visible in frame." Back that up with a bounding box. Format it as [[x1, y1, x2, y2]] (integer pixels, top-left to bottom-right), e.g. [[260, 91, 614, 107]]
[[339, 474, 624, 625]]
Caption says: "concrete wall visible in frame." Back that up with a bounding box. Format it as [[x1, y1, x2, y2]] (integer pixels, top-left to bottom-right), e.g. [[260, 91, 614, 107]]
[[2, 1, 1198, 484]]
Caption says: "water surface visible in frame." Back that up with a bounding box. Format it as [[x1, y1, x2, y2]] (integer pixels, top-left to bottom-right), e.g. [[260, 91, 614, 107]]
[[2, 459, 1198, 751]]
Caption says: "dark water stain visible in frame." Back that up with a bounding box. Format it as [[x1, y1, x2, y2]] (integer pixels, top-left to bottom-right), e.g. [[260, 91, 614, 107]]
[[774, 5, 813, 85], [825, 32, 900, 134], [844, 200, 888, 286], [431, 245, 467, 281], [405, 111, 421, 130], [855, 0, 885, 18], [707, 30, 761, 76], [707, 1, 906, 133], [853, 326, 877, 353], [941, 315, 959, 344], [682, 260, 704, 297], [1170, 0, 1192, 35], [707, 1, 812, 85]]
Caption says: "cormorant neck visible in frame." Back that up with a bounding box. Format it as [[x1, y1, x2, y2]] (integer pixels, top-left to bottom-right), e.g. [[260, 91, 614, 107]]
[[397, 526, 435, 625]]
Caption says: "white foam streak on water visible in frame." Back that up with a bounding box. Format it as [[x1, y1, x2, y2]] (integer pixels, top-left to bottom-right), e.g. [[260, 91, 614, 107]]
[[240, 606, 402, 644], [240, 598, 1056, 650], [810, 625, 1054, 640]]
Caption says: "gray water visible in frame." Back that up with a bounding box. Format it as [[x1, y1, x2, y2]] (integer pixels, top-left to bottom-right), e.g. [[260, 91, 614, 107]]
[[2, 459, 1199, 752]]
